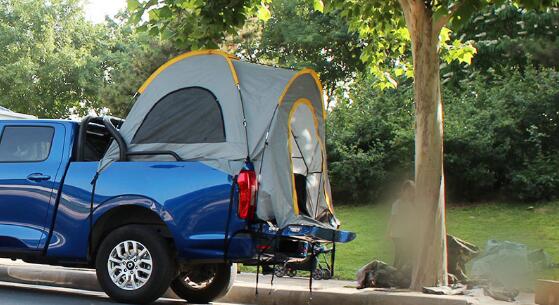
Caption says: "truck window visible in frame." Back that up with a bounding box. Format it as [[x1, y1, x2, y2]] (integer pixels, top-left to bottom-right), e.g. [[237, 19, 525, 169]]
[[0, 126, 54, 162], [132, 87, 226, 144]]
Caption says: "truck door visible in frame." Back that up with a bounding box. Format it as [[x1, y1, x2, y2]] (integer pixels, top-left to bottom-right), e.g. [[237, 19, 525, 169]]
[[0, 123, 66, 251]]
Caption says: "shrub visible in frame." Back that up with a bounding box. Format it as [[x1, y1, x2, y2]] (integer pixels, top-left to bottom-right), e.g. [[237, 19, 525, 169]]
[[444, 67, 559, 201], [327, 67, 559, 203], [327, 78, 415, 202]]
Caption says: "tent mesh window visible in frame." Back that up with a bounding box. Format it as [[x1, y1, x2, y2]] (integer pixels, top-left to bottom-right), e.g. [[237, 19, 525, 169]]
[[132, 87, 226, 144]]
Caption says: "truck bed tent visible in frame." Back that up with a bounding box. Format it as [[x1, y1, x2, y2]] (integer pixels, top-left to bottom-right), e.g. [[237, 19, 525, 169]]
[[101, 50, 338, 229]]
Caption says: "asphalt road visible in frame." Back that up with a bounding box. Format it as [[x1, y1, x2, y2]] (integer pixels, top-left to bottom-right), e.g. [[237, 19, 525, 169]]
[[0, 281, 241, 305]]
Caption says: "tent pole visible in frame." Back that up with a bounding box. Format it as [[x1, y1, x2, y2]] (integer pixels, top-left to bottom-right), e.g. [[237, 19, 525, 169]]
[[253, 104, 279, 209], [235, 84, 251, 159]]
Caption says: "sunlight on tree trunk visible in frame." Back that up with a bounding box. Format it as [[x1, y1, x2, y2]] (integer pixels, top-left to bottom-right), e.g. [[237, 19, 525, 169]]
[[399, 0, 448, 289]]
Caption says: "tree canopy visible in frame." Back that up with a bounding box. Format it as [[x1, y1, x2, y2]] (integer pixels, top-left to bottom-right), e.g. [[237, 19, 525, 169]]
[[326, 0, 557, 88], [458, 4, 559, 71], [127, 0, 261, 49], [98, 13, 179, 117], [232, 0, 364, 106], [0, 0, 108, 118]]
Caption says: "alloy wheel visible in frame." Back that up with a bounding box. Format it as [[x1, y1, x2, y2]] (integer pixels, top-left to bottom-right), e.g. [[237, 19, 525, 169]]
[[107, 240, 153, 290]]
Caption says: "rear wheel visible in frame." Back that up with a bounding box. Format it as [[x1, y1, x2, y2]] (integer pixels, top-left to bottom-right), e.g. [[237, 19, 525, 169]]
[[95, 225, 176, 304], [274, 265, 287, 277], [312, 268, 323, 280], [171, 263, 236, 303], [321, 268, 332, 280]]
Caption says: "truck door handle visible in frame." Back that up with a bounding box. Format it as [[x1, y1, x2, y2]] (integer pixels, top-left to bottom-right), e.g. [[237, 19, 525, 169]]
[[27, 173, 51, 182]]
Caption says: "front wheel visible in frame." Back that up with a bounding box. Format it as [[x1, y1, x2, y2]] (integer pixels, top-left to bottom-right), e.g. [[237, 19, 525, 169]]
[[95, 225, 176, 304], [171, 263, 236, 303]]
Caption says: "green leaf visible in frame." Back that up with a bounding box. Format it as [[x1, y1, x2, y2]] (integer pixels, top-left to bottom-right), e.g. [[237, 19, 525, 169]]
[[160, 28, 174, 40], [177, 0, 199, 10], [256, 4, 271, 21], [313, 0, 324, 12], [127, 0, 140, 11], [460, 52, 474, 64], [158, 7, 172, 18], [148, 25, 160, 36], [405, 69, 414, 78], [148, 9, 159, 21], [136, 24, 148, 32], [439, 27, 451, 45]]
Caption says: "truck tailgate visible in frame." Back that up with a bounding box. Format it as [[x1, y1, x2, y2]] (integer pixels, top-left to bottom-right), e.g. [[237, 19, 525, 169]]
[[254, 223, 356, 243]]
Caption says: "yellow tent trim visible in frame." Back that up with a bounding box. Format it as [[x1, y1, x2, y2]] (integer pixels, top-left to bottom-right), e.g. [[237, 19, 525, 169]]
[[278, 68, 327, 119], [287, 98, 332, 215], [137, 49, 240, 94], [324, 185, 333, 214]]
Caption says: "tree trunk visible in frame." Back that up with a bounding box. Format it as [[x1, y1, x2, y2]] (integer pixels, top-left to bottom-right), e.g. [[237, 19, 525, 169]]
[[400, 0, 448, 290]]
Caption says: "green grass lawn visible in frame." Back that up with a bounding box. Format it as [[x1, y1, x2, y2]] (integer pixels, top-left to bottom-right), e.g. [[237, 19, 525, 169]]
[[333, 202, 559, 281]]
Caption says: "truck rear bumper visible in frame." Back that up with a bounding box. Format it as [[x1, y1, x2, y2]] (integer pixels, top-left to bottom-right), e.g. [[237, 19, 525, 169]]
[[229, 223, 355, 266], [255, 224, 356, 244]]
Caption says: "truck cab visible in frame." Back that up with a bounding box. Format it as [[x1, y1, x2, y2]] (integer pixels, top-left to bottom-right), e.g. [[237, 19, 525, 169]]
[[0, 120, 70, 252]]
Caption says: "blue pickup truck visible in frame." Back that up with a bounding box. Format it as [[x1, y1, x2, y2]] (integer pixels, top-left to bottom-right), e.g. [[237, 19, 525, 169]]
[[0, 50, 354, 305]]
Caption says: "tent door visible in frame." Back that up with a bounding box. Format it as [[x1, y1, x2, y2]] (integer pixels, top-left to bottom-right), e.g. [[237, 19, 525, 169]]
[[288, 99, 324, 219], [294, 173, 310, 216]]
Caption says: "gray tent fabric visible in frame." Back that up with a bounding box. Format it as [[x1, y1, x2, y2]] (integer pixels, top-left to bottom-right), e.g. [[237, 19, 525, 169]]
[[101, 51, 246, 170], [132, 87, 225, 144], [257, 72, 336, 228], [100, 50, 337, 229]]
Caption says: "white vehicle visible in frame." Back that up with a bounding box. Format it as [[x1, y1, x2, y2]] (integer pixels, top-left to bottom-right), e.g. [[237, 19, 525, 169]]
[[0, 107, 36, 119]]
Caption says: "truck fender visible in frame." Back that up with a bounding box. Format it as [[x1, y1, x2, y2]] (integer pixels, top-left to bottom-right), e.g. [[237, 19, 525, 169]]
[[89, 195, 176, 260]]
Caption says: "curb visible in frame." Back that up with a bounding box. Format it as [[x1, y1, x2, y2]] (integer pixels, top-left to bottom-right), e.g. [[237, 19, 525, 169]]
[[224, 283, 471, 305], [0, 263, 471, 305], [0, 263, 100, 291], [0, 263, 180, 299]]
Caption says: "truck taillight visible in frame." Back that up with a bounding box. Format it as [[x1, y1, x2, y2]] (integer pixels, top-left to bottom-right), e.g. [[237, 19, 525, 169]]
[[238, 169, 258, 220]]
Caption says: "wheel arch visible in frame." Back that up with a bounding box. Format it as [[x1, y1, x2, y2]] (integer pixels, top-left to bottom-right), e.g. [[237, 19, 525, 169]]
[[90, 198, 175, 261]]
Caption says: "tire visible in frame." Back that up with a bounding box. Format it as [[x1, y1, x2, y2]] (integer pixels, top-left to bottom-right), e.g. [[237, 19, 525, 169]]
[[312, 268, 323, 280], [321, 268, 332, 280], [171, 263, 236, 303], [95, 225, 176, 304], [274, 265, 287, 277]]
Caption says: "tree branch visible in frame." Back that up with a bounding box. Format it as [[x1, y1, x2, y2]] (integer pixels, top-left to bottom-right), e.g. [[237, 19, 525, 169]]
[[398, 0, 413, 16], [433, 0, 464, 33], [398, 0, 413, 28]]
